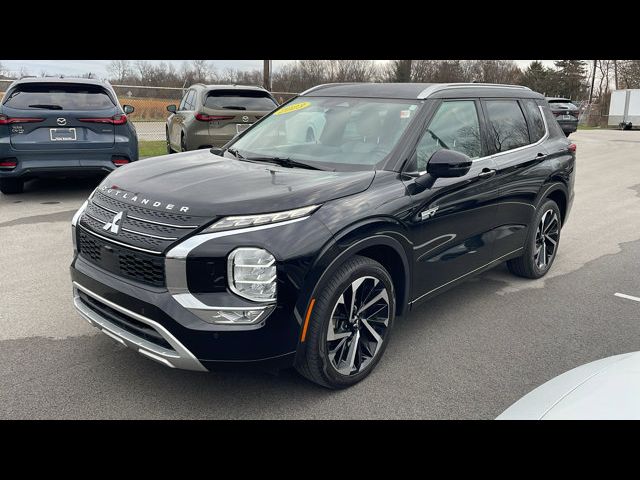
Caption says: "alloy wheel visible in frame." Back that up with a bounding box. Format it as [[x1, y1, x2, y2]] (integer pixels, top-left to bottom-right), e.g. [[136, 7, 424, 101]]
[[534, 209, 560, 269], [326, 276, 390, 376]]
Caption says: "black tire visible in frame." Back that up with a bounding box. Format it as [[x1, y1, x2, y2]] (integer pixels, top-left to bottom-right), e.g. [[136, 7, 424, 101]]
[[0, 178, 24, 194], [295, 255, 395, 389], [180, 133, 188, 152], [166, 129, 174, 154], [507, 199, 561, 279]]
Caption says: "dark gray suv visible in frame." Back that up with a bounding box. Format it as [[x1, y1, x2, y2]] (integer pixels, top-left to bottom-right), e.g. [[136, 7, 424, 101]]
[[0, 77, 138, 194], [166, 84, 278, 152]]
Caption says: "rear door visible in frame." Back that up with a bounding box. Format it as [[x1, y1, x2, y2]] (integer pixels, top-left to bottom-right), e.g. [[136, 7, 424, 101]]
[[482, 98, 549, 257], [202, 89, 278, 138], [3, 83, 117, 151]]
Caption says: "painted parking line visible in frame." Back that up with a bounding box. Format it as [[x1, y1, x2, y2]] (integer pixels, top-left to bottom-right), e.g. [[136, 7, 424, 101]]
[[614, 293, 640, 303]]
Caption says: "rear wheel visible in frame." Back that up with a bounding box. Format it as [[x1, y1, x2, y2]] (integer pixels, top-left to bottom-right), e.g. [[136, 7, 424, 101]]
[[0, 178, 24, 194], [507, 199, 561, 279], [295, 255, 395, 389]]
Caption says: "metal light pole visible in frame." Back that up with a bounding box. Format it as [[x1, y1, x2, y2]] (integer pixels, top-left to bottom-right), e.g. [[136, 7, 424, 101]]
[[263, 60, 272, 91]]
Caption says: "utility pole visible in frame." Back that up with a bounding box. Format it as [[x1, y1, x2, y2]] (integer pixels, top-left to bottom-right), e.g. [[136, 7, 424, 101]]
[[588, 59, 597, 105], [263, 60, 271, 91]]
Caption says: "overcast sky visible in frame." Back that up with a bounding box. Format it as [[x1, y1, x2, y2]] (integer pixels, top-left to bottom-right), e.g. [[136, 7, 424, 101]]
[[0, 60, 559, 79]]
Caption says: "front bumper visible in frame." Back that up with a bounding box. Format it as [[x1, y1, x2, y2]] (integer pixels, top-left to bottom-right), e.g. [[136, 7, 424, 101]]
[[73, 280, 207, 371]]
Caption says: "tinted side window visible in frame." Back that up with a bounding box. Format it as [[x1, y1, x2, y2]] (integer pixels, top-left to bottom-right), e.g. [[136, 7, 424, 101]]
[[522, 99, 545, 142], [178, 91, 189, 110], [541, 106, 566, 139], [414, 100, 482, 171], [484, 100, 530, 152], [185, 90, 196, 110]]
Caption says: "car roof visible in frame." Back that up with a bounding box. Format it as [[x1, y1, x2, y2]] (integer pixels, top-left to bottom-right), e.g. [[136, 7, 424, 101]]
[[300, 82, 543, 100], [9, 77, 110, 87]]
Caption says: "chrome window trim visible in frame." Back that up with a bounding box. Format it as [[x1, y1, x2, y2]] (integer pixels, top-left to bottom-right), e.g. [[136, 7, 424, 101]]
[[73, 281, 207, 371], [408, 105, 549, 175]]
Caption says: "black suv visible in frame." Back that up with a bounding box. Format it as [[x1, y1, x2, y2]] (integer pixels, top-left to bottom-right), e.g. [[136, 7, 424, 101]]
[[70, 83, 575, 388], [0, 77, 138, 194]]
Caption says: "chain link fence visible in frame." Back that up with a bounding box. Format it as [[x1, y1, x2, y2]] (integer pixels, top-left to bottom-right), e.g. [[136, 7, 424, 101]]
[[0, 78, 298, 143]]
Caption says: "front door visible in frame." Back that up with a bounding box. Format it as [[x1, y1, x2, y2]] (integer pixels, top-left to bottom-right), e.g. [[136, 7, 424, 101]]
[[406, 99, 503, 304]]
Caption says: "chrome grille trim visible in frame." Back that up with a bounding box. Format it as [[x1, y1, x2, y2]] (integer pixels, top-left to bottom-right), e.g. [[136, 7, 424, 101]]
[[92, 201, 198, 229], [78, 224, 163, 255]]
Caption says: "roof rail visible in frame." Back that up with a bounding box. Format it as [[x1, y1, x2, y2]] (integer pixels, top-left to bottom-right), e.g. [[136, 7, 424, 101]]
[[19, 75, 37, 80], [418, 83, 531, 99], [299, 83, 352, 96]]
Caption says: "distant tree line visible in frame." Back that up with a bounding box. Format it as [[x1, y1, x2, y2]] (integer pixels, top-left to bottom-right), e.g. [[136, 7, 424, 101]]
[[5, 59, 638, 109]]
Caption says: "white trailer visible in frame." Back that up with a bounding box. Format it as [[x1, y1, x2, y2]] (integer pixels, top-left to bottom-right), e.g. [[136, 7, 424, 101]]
[[608, 89, 640, 129]]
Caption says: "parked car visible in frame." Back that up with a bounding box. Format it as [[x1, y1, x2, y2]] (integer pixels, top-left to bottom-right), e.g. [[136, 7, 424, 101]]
[[0, 77, 138, 194], [165, 84, 278, 152], [70, 82, 575, 389], [497, 351, 640, 419], [546, 97, 579, 136]]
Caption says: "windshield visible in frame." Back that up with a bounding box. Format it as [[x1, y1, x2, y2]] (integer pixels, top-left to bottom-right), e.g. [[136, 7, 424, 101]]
[[204, 90, 277, 111], [3, 83, 115, 110], [228, 97, 420, 171]]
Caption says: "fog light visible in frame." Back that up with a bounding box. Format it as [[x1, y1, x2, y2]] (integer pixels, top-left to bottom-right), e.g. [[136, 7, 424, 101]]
[[207, 308, 270, 324], [228, 248, 277, 302]]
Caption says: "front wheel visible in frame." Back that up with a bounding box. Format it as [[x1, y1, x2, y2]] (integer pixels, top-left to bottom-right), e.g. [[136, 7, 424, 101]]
[[507, 199, 561, 279], [295, 255, 395, 389]]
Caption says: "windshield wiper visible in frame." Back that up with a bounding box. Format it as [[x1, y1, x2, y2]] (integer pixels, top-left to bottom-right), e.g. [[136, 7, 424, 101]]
[[226, 147, 245, 159], [245, 156, 323, 170], [222, 106, 247, 110], [28, 104, 63, 110]]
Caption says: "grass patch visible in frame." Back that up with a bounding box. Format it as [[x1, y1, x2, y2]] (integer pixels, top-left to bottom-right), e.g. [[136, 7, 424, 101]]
[[139, 141, 167, 158]]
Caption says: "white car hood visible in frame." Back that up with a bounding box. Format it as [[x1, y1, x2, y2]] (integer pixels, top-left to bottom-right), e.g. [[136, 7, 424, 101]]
[[497, 351, 640, 420]]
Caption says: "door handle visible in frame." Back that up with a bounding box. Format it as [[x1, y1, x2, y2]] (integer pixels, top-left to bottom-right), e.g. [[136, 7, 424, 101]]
[[478, 168, 496, 179], [536, 152, 548, 160]]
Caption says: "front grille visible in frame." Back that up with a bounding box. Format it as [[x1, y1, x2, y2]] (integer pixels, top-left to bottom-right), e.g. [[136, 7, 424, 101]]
[[93, 191, 197, 224], [78, 229, 166, 287], [78, 291, 173, 350]]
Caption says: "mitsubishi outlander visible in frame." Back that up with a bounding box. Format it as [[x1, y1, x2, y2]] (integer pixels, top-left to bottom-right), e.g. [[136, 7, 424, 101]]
[[70, 83, 575, 388]]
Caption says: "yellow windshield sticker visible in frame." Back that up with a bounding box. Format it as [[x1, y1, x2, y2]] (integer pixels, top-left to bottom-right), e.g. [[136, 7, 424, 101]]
[[274, 101, 311, 115]]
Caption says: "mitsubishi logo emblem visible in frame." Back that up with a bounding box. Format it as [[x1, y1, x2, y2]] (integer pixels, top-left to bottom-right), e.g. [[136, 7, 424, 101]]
[[103, 211, 125, 234], [57, 118, 67, 126], [242, 115, 249, 122]]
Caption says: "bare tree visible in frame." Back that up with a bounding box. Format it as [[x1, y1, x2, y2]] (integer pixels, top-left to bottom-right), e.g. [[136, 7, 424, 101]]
[[191, 60, 212, 84], [107, 60, 132, 83]]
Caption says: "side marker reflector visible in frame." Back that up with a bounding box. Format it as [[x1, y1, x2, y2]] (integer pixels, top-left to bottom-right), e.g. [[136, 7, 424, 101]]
[[301, 298, 316, 342]]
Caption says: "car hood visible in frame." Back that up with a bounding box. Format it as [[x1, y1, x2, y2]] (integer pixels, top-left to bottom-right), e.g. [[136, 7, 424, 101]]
[[99, 150, 376, 217], [496, 351, 640, 420]]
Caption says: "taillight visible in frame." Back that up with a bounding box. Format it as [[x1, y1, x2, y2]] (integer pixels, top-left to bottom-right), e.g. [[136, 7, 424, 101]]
[[112, 156, 130, 166], [0, 159, 18, 169], [568, 143, 577, 153], [79, 114, 127, 125], [0, 114, 44, 124], [195, 113, 234, 122]]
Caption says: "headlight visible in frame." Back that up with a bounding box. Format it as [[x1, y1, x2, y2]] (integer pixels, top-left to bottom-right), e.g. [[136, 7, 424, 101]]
[[205, 205, 320, 232], [228, 248, 277, 302]]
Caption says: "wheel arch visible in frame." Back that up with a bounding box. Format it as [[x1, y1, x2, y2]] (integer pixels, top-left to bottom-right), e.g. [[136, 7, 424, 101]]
[[537, 180, 569, 224]]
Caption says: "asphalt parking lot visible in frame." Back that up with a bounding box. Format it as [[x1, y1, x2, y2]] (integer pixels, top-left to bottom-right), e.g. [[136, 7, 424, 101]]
[[1, 129, 639, 419]]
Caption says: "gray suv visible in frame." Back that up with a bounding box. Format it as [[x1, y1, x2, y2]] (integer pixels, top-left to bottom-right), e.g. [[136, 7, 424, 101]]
[[165, 84, 278, 152], [0, 77, 138, 194]]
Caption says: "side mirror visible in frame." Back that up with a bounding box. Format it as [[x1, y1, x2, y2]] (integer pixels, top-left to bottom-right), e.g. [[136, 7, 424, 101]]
[[123, 105, 135, 114], [167, 105, 177, 114], [210, 147, 224, 156], [426, 149, 472, 178]]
